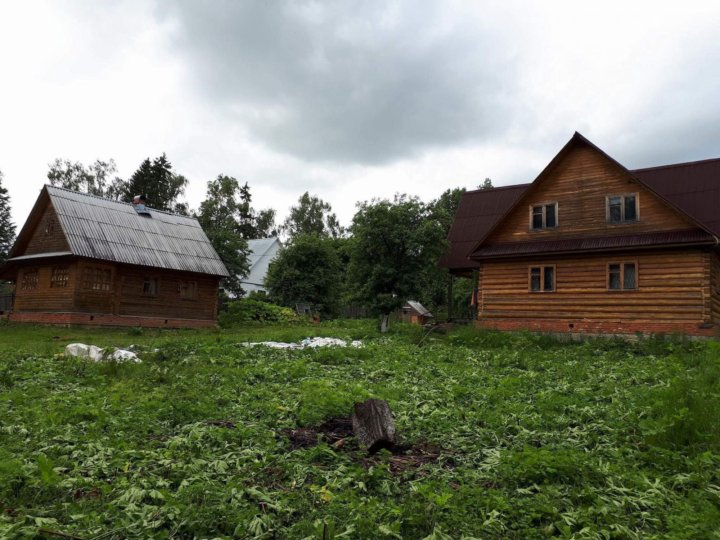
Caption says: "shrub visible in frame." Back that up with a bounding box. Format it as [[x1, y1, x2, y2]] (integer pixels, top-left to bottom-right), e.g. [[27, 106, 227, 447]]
[[219, 299, 297, 327]]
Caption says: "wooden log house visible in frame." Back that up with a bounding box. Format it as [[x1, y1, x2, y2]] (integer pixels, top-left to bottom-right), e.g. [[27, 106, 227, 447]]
[[0, 186, 229, 328], [440, 132, 720, 336]]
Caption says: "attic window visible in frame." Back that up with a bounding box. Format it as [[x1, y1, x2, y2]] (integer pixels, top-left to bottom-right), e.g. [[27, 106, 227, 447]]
[[530, 203, 558, 230], [45, 218, 55, 235], [607, 194, 638, 223]]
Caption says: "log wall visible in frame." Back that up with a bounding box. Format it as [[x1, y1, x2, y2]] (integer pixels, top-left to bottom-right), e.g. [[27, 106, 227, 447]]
[[712, 253, 720, 326], [476, 249, 715, 335], [487, 146, 694, 244], [13, 262, 77, 312]]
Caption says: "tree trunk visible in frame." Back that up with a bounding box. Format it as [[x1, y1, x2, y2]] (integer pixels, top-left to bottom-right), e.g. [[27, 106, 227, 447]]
[[351, 398, 396, 452], [379, 313, 390, 333]]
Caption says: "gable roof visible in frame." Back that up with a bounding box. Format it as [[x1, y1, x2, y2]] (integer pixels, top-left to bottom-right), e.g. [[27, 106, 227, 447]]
[[441, 135, 720, 271], [7, 186, 229, 277], [242, 237, 282, 287]]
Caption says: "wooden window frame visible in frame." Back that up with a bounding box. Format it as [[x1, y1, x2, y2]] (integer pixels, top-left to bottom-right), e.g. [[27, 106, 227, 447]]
[[82, 267, 112, 292], [529, 202, 559, 231], [528, 265, 556, 293], [606, 193, 639, 224], [21, 268, 39, 291], [607, 261, 638, 291], [143, 277, 159, 297], [178, 280, 198, 301], [50, 266, 69, 288]]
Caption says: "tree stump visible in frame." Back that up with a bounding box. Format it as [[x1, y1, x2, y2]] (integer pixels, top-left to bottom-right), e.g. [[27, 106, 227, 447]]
[[351, 399, 396, 452]]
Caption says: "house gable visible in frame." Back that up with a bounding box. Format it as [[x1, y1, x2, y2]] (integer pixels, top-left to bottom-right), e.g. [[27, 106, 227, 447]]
[[12, 195, 70, 257], [483, 137, 697, 247]]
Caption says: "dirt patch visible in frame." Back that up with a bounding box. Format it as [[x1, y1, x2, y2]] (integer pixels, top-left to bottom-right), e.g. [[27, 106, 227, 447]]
[[282, 418, 443, 474], [282, 417, 354, 449]]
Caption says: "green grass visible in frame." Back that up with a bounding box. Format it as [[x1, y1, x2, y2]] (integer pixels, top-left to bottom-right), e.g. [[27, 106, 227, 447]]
[[0, 321, 719, 538]]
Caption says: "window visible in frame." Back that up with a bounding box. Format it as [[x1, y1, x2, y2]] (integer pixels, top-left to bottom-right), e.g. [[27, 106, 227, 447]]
[[529, 266, 555, 292], [178, 280, 198, 300], [50, 266, 69, 288], [143, 277, 158, 297], [608, 262, 637, 290], [45, 218, 55, 235], [607, 194, 638, 223], [530, 202, 558, 230], [83, 267, 112, 292], [21, 269, 39, 290]]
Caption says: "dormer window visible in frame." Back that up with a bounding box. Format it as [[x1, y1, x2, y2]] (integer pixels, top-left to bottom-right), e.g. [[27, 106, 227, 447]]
[[607, 194, 638, 223], [530, 202, 558, 230]]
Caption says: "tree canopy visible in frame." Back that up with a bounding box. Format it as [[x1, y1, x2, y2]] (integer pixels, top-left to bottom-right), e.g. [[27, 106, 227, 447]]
[[282, 192, 342, 241], [47, 159, 124, 199], [121, 154, 189, 213], [0, 171, 16, 264], [265, 234, 342, 317], [347, 195, 446, 329]]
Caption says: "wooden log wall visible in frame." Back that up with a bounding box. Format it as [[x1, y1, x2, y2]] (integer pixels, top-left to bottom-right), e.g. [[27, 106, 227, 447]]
[[487, 146, 694, 244], [14, 262, 77, 312], [117, 265, 219, 320], [477, 249, 710, 324], [712, 253, 720, 326]]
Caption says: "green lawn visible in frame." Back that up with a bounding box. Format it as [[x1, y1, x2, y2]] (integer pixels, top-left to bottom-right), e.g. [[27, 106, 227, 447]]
[[1, 322, 719, 539]]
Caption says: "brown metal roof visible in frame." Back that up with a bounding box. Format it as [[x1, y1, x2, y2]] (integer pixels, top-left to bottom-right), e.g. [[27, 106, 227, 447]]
[[634, 158, 720, 237], [7, 186, 229, 277], [438, 184, 529, 271], [472, 229, 716, 259], [441, 142, 720, 271]]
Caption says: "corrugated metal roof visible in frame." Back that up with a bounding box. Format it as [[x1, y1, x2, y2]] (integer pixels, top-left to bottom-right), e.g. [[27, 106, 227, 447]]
[[472, 229, 716, 259], [42, 186, 229, 276]]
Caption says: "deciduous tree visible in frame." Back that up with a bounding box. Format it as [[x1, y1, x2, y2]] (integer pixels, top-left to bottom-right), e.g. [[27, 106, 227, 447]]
[[348, 195, 446, 331], [265, 234, 342, 317], [47, 158, 121, 197], [282, 192, 342, 241]]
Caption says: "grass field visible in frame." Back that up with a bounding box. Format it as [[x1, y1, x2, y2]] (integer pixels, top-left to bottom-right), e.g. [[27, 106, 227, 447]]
[[1, 321, 720, 539]]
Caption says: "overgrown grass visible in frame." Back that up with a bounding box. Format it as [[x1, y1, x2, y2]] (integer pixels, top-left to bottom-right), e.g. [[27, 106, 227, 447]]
[[0, 322, 719, 538]]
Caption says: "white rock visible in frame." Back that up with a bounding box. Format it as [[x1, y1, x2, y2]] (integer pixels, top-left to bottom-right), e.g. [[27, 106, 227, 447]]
[[65, 343, 104, 361]]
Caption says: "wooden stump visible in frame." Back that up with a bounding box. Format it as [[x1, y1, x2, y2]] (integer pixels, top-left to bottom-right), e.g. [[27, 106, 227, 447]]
[[351, 399, 396, 452]]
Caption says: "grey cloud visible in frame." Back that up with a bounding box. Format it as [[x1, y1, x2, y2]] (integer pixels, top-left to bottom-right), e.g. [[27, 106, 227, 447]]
[[160, 1, 517, 164]]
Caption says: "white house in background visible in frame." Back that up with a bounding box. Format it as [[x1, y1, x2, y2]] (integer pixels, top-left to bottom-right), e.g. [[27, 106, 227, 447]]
[[241, 237, 283, 294]]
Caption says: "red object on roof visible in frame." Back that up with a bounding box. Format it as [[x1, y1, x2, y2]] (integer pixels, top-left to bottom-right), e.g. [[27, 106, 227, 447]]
[[440, 147, 720, 272]]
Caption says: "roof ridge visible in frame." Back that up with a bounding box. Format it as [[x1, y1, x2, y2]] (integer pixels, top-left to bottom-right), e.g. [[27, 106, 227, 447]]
[[464, 183, 531, 195], [45, 184, 197, 219], [631, 157, 720, 173]]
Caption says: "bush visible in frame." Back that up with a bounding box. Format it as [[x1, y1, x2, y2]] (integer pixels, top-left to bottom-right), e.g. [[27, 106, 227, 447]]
[[219, 299, 297, 327]]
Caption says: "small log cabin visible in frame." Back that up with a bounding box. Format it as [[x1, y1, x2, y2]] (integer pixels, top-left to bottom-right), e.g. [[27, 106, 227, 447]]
[[0, 186, 229, 328], [440, 132, 720, 337]]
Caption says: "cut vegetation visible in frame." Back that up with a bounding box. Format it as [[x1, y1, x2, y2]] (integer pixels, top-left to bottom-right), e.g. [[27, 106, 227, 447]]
[[0, 322, 719, 539]]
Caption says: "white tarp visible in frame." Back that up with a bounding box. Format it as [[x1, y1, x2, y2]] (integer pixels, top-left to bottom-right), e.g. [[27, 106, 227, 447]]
[[240, 337, 363, 349]]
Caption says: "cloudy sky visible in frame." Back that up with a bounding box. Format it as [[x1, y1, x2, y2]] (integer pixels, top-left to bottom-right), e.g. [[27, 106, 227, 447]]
[[1, 0, 719, 230]]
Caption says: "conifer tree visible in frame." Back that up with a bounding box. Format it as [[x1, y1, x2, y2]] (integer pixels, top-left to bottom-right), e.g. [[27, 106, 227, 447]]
[[0, 171, 16, 264], [121, 154, 188, 212]]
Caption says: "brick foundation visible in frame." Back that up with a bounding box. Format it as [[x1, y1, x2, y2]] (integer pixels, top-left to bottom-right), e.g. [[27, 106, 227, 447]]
[[9, 312, 217, 329], [476, 318, 718, 337]]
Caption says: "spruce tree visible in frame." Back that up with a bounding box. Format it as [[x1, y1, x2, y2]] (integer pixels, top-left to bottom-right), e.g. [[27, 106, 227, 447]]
[[122, 154, 188, 212], [0, 171, 16, 264]]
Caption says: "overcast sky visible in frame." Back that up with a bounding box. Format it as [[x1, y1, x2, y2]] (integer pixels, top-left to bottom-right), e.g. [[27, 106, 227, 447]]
[[1, 0, 719, 231]]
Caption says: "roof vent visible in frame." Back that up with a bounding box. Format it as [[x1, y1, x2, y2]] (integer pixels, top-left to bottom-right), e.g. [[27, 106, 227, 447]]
[[132, 194, 151, 217]]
